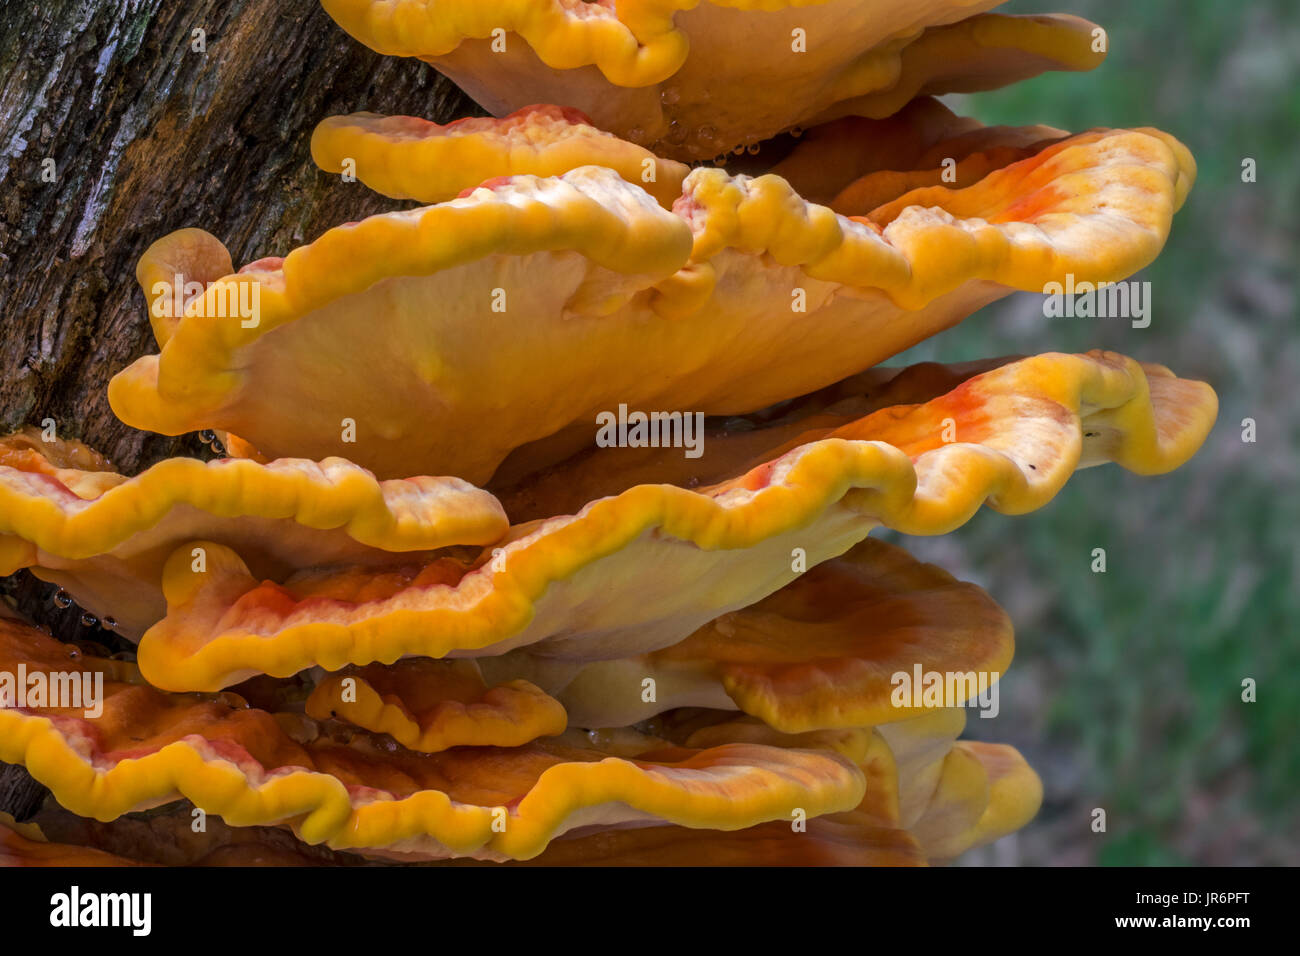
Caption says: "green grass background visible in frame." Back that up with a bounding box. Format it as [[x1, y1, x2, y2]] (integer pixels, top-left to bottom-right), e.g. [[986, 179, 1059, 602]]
[[878, 0, 1299, 864]]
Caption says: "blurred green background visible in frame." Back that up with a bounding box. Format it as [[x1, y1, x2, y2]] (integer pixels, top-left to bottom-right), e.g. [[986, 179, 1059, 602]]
[[879, 0, 1298, 864]]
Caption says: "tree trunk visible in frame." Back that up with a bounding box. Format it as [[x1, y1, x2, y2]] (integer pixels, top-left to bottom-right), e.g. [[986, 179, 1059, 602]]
[[0, 0, 477, 817]]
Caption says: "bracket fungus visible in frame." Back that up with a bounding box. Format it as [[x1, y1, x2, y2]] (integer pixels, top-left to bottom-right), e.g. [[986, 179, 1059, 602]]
[[0, 620, 868, 861], [0, 615, 1036, 864], [312, 104, 692, 207], [319, 1, 1107, 159], [110, 107, 1193, 483], [487, 537, 1014, 732], [305, 659, 569, 753], [129, 348, 1214, 692], [2, 2, 1222, 869], [0, 430, 506, 637]]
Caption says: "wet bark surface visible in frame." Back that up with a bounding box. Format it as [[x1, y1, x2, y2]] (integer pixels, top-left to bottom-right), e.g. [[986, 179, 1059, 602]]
[[0, 0, 478, 816]]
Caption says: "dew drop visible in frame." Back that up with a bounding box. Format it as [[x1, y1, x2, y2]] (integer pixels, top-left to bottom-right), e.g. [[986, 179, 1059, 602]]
[[53, 588, 73, 609], [209, 439, 226, 457], [79, 612, 98, 628], [732, 145, 746, 155], [660, 86, 680, 106], [103, 616, 117, 630], [198, 430, 217, 444], [66, 645, 82, 660], [790, 127, 803, 138], [713, 154, 728, 167], [746, 143, 760, 155]]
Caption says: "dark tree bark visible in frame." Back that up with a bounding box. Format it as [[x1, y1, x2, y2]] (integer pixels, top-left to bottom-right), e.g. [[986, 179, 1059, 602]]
[[0, 0, 477, 816]]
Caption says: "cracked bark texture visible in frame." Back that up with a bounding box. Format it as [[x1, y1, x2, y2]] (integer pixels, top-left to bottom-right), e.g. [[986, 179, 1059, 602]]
[[0, 0, 477, 817]]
